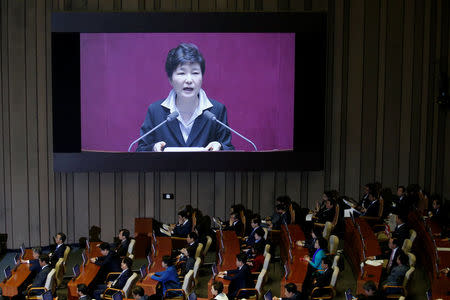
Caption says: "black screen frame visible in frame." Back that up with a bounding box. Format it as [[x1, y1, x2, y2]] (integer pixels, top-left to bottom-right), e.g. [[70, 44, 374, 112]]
[[51, 12, 326, 172]]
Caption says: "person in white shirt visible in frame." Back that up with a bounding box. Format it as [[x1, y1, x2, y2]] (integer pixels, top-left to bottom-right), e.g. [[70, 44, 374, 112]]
[[211, 280, 228, 300]]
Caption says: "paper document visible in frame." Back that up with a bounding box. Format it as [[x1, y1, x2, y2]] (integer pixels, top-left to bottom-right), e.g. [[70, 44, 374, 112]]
[[162, 224, 170, 230], [305, 213, 313, 221], [164, 147, 208, 152], [344, 207, 360, 218], [160, 228, 172, 236], [437, 247, 450, 251], [365, 259, 384, 267]]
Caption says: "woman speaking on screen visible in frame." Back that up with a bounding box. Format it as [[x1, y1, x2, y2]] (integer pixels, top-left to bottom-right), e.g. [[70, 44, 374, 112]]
[[136, 43, 234, 152]]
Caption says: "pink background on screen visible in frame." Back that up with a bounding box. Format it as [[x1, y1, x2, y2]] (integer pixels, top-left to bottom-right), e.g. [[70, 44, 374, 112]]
[[80, 33, 295, 151]]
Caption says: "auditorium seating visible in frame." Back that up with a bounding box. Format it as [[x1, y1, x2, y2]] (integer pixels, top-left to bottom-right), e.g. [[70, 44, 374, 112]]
[[164, 270, 195, 300], [103, 272, 139, 299], [235, 269, 267, 300], [26, 269, 56, 299], [382, 266, 415, 299], [127, 238, 136, 258], [310, 266, 340, 300]]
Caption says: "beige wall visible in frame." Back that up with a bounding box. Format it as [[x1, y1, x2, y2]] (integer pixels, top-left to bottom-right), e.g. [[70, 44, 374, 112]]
[[0, 0, 449, 248]]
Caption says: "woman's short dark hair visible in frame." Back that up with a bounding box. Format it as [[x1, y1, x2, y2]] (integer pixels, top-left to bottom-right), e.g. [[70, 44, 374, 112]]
[[162, 255, 173, 266], [363, 280, 377, 292], [77, 283, 88, 295], [317, 237, 328, 250], [122, 257, 133, 269], [254, 227, 265, 239], [120, 229, 130, 239], [188, 232, 198, 241], [132, 286, 145, 297], [165, 43, 205, 78], [212, 280, 224, 294], [398, 252, 409, 266]]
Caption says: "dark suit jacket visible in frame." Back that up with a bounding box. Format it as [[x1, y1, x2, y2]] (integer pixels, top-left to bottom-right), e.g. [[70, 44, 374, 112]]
[[172, 220, 192, 238], [246, 226, 260, 246], [224, 265, 253, 299], [272, 212, 291, 230], [50, 244, 66, 266], [224, 220, 244, 237], [182, 257, 195, 277], [136, 99, 234, 151], [115, 239, 130, 257], [358, 194, 369, 209], [29, 259, 41, 274], [316, 207, 335, 224], [111, 269, 132, 290], [385, 264, 408, 286], [391, 223, 410, 245], [313, 267, 333, 288], [376, 248, 404, 273], [363, 200, 380, 217], [281, 291, 302, 300], [95, 251, 122, 280], [31, 265, 51, 287]]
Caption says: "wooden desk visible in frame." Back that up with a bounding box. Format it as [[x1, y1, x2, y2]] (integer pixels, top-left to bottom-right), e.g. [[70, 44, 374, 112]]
[[67, 242, 102, 300], [344, 218, 382, 294], [135, 218, 153, 259], [136, 237, 172, 295], [280, 225, 309, 295], [432, 238, 450, 299], [207, 231, 241, 298], [0, 249, 34, 297]]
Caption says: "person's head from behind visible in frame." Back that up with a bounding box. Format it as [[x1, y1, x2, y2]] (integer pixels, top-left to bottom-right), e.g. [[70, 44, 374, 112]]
[[397, 252, 409, 267], [284, 283, 298, 298], [165, 43, 205, 100], [187, 232, 198, 244], [77, 283, 88, 297], [132, 286, 145, 300], [162, 255, 173, 268], [55, 232, 66, 245], [254, 227, 265, 241], [211, 280, 224, 296], [251, 215, 261, 229], [39, 254, 50, 267], [363, 280, 377, 296], [32, 247, 42, 259], [121, 257, 133, 270], [276, 195, 291, 207], [119, 229, 130, 241], [178, 210, 188, 224], [236, 253, 247, 268], [253, 242, 265, 257], [388, 238, 400, 250], [316, 237, 327, 250], [99, 242, 111, 256]]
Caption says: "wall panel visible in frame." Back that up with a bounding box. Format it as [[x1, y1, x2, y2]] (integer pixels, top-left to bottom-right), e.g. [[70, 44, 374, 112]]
[[0, 0, 449, 248]]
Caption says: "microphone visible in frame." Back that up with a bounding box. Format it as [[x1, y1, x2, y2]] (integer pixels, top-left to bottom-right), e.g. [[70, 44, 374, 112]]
[[203, 111, 257, 151], [128, 111, 179, 152]]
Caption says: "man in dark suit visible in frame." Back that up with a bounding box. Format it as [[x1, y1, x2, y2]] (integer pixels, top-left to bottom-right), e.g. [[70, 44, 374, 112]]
[[49, 232, 67, 267], [302, 257, 333, 298], [272, 283, 302, 300], [218, 253, 253, 299], [91, 242, 122, 284], [271, 204, 291, 230], [245, 215, 262, 247], [357, 183, 373, 210], [177, 232, 199, 263], [77, 284, 91, 300], [356, 281, 380, 300], [369, 238, 404, 274], [224, 212, 244, 237], [172, 210, 192, 238], [361, 192, 380, 217], [115, 229, 131, 257], [93, 257, 133, 300], [390, 214, 409, 246], [23, 254, 52, 297], [314, 199, 336, 224], [180, 246, 196, 277], [21, 247, 42, 276]]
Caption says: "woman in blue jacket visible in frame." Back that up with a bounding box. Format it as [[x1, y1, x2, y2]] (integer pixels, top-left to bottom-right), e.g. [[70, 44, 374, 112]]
[[304, 237, 327, 270], [150, 255, 181, 297]]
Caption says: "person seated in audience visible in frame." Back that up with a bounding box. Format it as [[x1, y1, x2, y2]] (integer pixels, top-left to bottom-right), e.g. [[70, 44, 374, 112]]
[[93, 257, 133, 300], [211, 280, 228, 300], [244, 215, 262, 247], [303, 237, 327, 271], [270, 204, 291, 229], [272, 283, 302, 300], [49, 232, 67, 267], [179, 245, 196, 277], [132, 286, 149, 300], [357, 184, 374, 211], [77, 283, 91, 300], [90, 242, 122, 283], [360, 191, 379, 217], [302, 227, 322, 256], [149, 256, 181, 298], [377, 214, 409, 246], [194, 216, 216, 251], [308, 257, 333, 297], [21, 247, 43, 275], [383, 252, 409, 295], [314, 191, 335, 213], [368, 238, 404, 274], [314, 198, 336, 224], [356, 280, 379, 299], [175, 231, 198, 262], [223, 211, 244, 236], [429, 195, 445, 227], [392, 186, 407, 209], [246, 242, 265, 272], [114, 228, 131, 257], [171, 210, 192, 238], [218, 253, 253, 299], [23, 254, 52, 297]]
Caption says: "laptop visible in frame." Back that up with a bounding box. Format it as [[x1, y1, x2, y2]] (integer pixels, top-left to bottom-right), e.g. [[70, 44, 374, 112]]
[[212, 264, 218, 278], [73, 264, 81, 278], [14, 253, 21, 265], [345, 288, 353, 300], [81, 250, 87, 266], [112, 292, 123, 300], [140, 264, 147, 279], [218, 250, 223, 266], [264, 289, 272, 300], [42, 290, 53, 300], [20, 243, 25, 258], [86, 239, 90, 251], [147, 254, 153, 268], [288, 248, 293, 263], [283, 262, 289, 279], [4, 266, 12, 280]]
